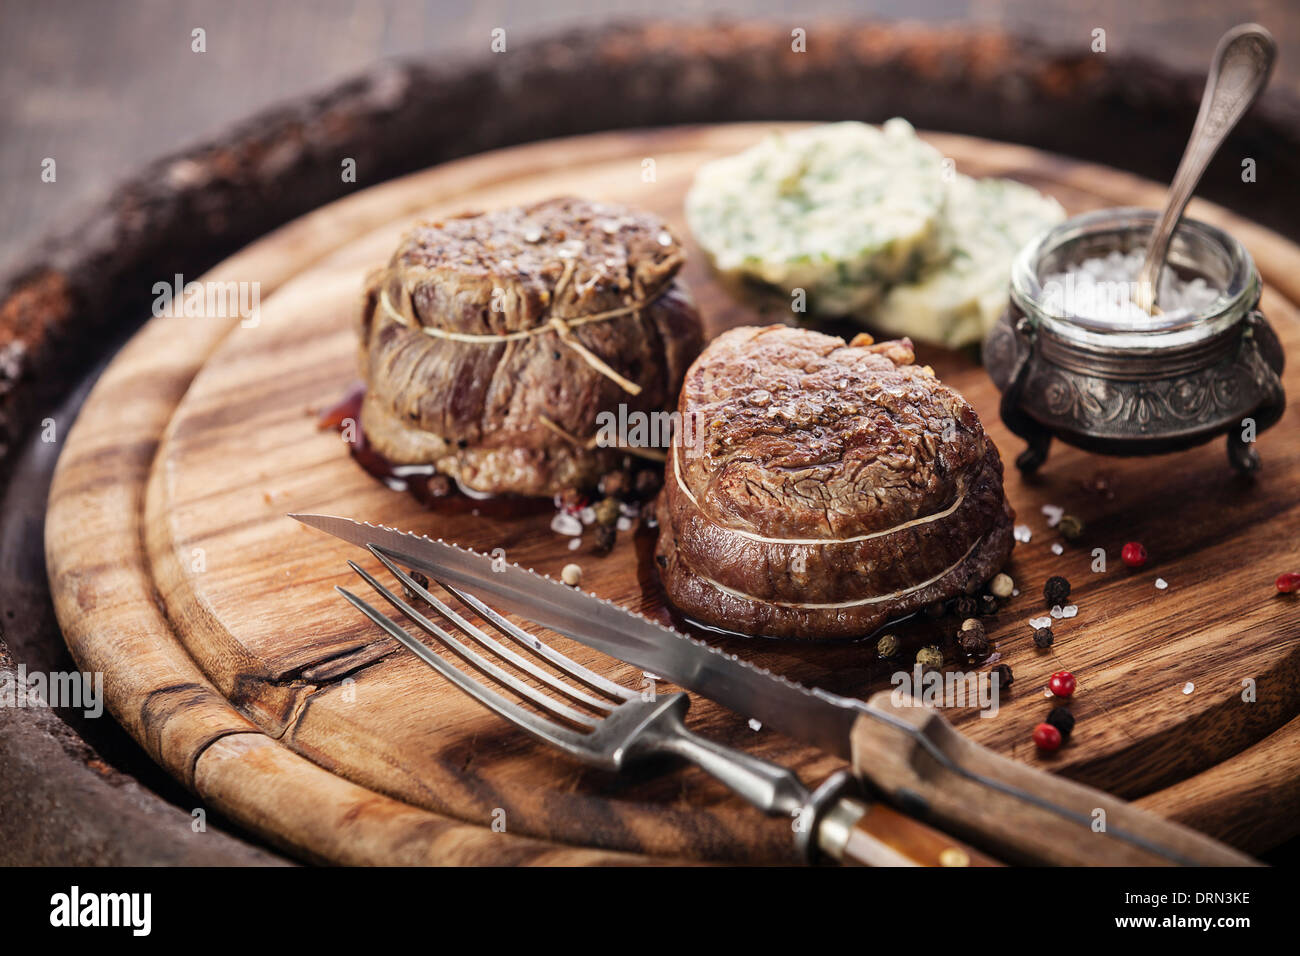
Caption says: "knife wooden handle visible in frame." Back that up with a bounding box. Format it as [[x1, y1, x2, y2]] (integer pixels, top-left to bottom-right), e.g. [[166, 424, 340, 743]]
[[819, 797, 1001, 867], [850, 690, 1258, 866]]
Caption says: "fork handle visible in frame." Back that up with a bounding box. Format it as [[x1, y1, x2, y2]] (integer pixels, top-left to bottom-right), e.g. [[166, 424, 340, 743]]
[[654, 718, 810, 818]]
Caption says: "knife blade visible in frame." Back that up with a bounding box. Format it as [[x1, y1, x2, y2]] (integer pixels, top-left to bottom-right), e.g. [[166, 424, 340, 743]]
[[291, 512, 862, 757], [291, 512, 1257, 866]]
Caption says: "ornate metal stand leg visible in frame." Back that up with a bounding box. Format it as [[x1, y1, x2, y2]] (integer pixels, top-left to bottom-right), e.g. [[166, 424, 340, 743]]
[[1014, 426, 1053, 473], [1226, 430, 1260, 474], [1228, 313, 1288, 475], [993, 319, 1052, 474]]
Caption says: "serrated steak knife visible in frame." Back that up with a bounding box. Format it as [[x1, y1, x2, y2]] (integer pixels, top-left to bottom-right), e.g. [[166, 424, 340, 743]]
[[294, 513, 1256, 867]]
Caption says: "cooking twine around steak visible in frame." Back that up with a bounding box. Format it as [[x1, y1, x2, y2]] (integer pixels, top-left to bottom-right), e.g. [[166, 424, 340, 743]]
[[376, 256, 676, 460]]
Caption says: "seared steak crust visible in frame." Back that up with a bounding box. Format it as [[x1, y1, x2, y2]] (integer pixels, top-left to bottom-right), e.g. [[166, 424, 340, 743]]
[[656, 325, 1014, 640], [358, 197, 703, 495]]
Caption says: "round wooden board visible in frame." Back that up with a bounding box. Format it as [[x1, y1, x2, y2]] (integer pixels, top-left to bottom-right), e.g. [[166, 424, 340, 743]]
[[47, 125, 1300, 864]]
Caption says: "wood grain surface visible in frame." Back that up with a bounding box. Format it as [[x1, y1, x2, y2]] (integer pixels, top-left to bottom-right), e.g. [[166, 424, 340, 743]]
[[47, 125, 1300, 864]]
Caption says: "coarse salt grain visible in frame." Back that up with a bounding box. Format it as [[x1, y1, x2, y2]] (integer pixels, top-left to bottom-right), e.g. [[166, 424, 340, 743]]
[[1014, 525, 1032, 543], [1041, 504, 1064, 527], [1155, 577, 1169, 590], [1182, 682, 1195, 695], [1050, 605, 1065, 619], [1061, 604, 1078, 619], [551, 512, 583, 536], [1012, 588, 1021, 597], [1051, 543, 1064, 556], [748, 718, 762, 732], [567, 537, 582, 551], [1029, 616, 1052, 629]]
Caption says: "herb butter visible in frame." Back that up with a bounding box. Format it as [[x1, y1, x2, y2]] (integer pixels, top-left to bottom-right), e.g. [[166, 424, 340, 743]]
[[686, 120, 1065, 347], [685, 119, 948, 314], [872, 175, 1065, 347]]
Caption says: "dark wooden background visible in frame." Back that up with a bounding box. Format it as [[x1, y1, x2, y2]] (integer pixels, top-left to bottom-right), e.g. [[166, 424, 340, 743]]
[[2, 0, 1298, 272]]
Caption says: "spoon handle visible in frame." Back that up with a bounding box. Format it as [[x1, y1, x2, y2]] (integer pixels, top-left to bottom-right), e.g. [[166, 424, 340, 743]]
[[1136, 23, 1275, 312]]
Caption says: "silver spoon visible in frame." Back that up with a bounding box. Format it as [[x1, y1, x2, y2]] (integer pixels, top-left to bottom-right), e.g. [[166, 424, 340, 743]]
[[1135, 23, 1276, 315]]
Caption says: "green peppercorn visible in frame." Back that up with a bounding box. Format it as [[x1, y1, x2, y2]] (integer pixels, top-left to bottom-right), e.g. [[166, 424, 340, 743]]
[[915, 645, 944, 672], [593, 497, 620, 527], [1058, 514, 1085, 541], [876, 633, 900, 659]]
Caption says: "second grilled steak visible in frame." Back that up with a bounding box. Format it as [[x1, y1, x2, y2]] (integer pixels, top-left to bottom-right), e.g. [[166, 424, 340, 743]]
[[358, 197, 704, 496], [656, 325, 1014, 640]]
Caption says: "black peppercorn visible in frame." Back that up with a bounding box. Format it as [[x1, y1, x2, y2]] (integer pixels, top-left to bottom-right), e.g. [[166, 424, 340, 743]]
[[1033, 625, 1055, 649], [634, 468, 663, 499], [1046, 706, 1075, 741], [991, 663, 1014, 688], [402, 570, 430, 604], [979, 593, 999, 616], [1043, 575, 1071, 607], [592, 522, 616, 555], [959, 620, 990, 661], [954, 595, 978, 618]]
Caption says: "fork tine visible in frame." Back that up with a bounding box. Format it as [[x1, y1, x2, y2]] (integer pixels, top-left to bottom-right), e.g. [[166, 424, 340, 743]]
[[440, 582, 638, 703], [368, 546, 618, 713], [346, 561, 601, 732], [336, 585, 591, 753]]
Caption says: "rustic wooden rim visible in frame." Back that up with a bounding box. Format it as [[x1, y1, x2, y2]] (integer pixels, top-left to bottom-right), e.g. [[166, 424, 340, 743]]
[[10, 20, 1300, 863]]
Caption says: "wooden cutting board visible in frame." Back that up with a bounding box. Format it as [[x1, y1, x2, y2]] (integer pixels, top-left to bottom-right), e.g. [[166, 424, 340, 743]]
[[45, 125, 1300, 864]]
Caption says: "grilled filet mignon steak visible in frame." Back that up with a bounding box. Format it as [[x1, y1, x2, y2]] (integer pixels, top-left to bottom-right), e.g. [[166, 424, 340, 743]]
[[655, 325, 1014, 640], [358, 197, 704, 496]]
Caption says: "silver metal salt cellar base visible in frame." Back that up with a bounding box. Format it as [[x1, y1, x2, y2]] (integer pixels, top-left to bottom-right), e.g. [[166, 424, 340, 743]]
[[984, 208, 1286, 475]]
